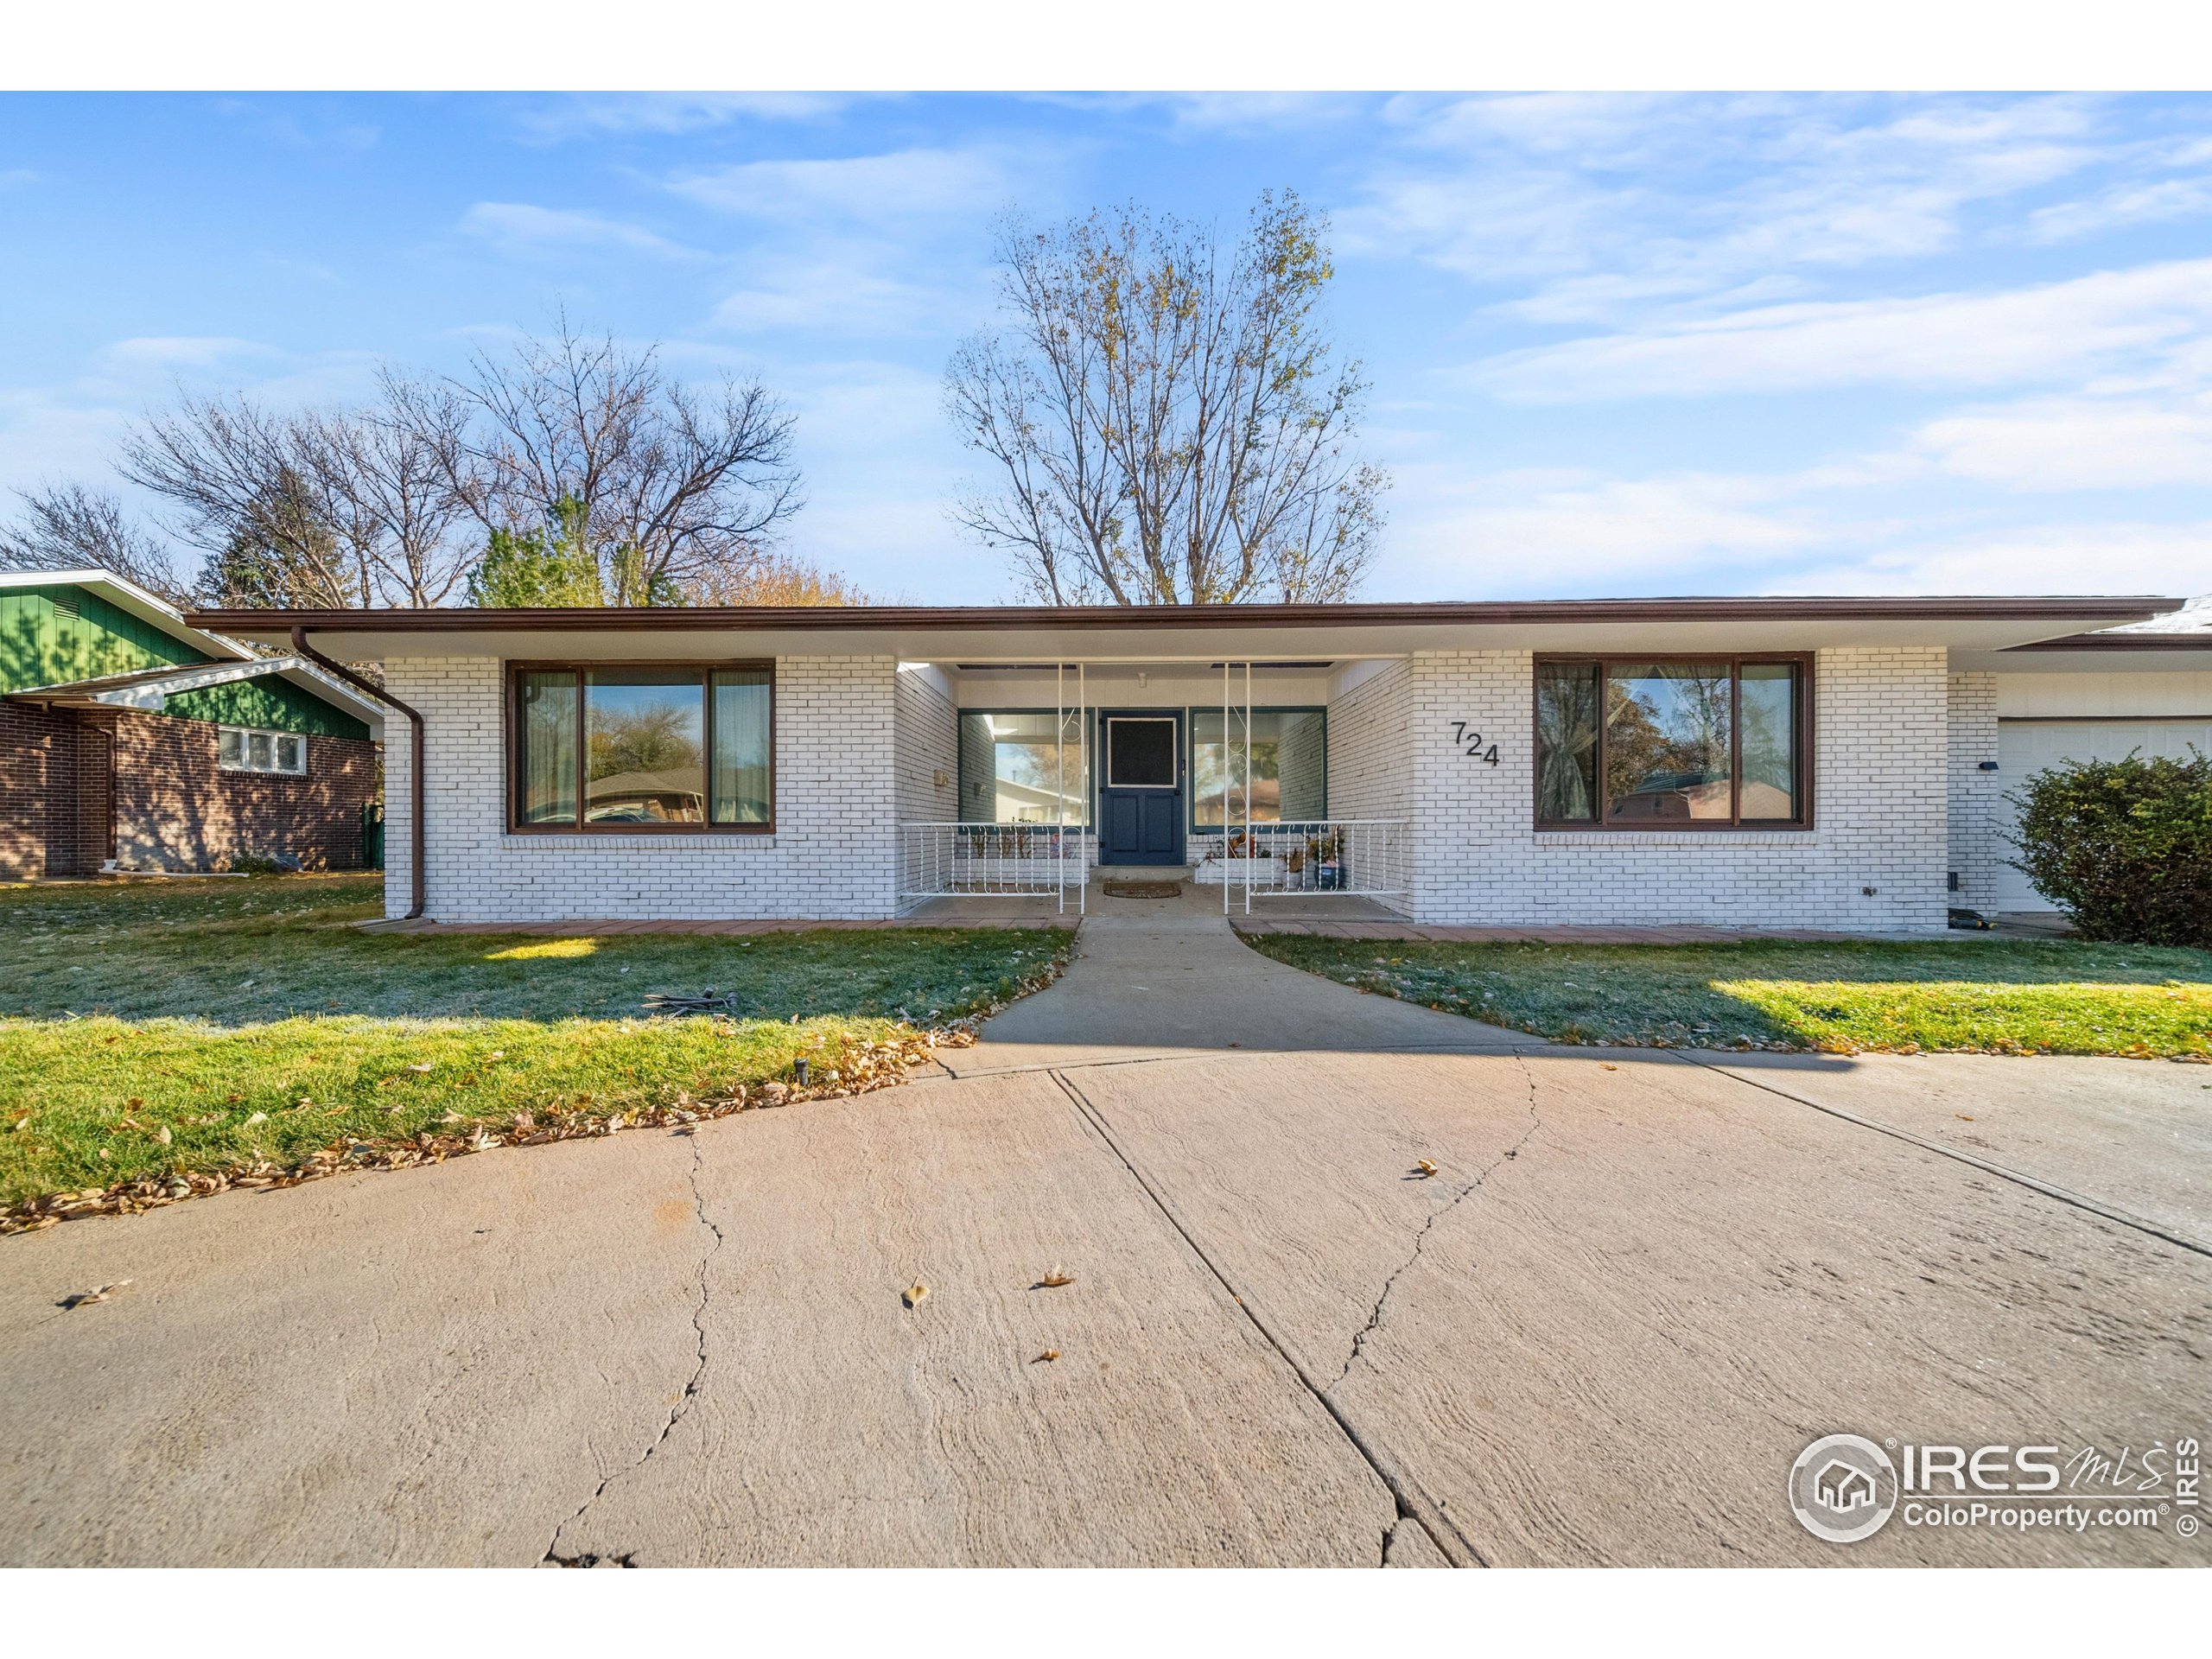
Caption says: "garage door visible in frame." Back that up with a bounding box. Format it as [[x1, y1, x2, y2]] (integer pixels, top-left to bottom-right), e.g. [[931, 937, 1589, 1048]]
[[1995, 719, 2212, 910]]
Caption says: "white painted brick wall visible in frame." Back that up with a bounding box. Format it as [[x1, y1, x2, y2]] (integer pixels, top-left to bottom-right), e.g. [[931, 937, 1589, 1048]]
[[1326, 659, 1413, 821], [1946, 672, 2001, 913], [384, 645, 1955, 931], [1397, 648, 1950, 931], [893, 666, 957, 823], [382, 654, 899, 921]]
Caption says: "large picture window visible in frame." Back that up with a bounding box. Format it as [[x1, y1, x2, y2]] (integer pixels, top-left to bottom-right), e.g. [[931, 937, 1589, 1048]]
[[957, 711, 1085, 824], [1535, 657, 1808, 829], [1192, 709, 1327, 830], [508, 664, 773, 833]]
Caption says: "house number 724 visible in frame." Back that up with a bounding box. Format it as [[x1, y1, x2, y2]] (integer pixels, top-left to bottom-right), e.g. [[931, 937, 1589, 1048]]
[[1450, 722, 1500, 765]]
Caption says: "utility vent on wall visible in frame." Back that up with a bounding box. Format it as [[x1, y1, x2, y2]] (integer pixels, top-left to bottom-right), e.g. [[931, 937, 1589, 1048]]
[[51, 592, 78, 620]]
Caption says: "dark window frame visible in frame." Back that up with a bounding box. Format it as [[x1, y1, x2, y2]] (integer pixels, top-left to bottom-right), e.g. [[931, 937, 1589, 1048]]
[[956, 706, 1092, 828], [1532, 653, 1814, 832], [1188, 704, 1330, 836], [503, 660, 776, 836]]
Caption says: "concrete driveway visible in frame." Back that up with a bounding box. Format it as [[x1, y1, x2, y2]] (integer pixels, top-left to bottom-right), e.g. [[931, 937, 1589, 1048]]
[[3, 889, 2207, 1567]]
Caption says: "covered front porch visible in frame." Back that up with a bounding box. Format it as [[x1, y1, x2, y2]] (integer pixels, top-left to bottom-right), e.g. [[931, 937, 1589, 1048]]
[[892, 656, 1412, 918]]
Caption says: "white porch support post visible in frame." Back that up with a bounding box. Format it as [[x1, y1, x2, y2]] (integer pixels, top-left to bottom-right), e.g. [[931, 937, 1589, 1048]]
[[1243, 658, 1254, 916], [1222, 660, 1230, 916], [1056, 662, 1066, 916], [1078, 662, 1087, 915]]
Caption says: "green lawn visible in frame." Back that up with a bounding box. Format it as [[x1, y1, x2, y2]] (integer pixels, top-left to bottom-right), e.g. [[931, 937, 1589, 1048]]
[[3, 875, 1071, 1221], [1243, 934, 2212, 1059]]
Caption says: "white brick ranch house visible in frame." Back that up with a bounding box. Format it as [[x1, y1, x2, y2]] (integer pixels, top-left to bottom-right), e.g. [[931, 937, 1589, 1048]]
[[199, 594, 2209, 932]]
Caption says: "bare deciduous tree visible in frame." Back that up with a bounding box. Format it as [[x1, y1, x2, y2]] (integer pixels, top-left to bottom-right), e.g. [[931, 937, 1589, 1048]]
[[947, 190, 1388, 605], [300, 372, 478, 607], [118, 391, 362, 607], [446, 316, 803, 605], [0, 482, 188, 603]]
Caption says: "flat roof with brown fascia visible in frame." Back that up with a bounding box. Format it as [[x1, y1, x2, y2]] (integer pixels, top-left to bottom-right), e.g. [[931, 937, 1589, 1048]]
[[190, 594, 2187, 664], [194, 595, 2179, 632], [1999, 630, 2212, 652]]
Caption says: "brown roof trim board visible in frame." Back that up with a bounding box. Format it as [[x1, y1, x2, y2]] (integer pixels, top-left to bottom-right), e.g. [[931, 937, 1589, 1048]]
[[191, 595, 2183, 633], [1999, 631, 2212, 652]]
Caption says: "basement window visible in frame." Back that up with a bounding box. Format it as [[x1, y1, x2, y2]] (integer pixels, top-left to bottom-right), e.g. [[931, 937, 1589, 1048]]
[[218, 725, 308, 777]]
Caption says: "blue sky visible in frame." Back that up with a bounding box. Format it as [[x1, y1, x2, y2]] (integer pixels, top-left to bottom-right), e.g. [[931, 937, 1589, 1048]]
[[3, 90, 2210, 603]]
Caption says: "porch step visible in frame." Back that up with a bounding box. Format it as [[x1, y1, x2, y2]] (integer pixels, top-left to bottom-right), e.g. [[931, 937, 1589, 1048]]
[[1092, 865, 1192, 880]]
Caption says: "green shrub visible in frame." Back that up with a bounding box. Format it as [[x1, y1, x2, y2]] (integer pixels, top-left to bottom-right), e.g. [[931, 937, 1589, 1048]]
[[2008, 751, 2212, 945], [226, 853, 296, 876]]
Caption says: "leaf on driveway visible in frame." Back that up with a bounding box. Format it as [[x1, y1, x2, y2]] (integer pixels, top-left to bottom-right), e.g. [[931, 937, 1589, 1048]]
[[60, 1280, 132, 1310], [1036, 1268, 1074, 1288], [903, 1281, 930, 1308], [1413, 1159, 1439, 1179]]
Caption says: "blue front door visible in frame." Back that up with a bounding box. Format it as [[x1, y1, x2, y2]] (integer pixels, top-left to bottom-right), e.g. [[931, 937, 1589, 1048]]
[[1098, 712, 1184, 866]]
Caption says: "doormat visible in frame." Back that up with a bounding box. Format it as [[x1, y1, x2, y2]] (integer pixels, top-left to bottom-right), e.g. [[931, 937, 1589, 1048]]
[[1103, 880, 1181, 899]]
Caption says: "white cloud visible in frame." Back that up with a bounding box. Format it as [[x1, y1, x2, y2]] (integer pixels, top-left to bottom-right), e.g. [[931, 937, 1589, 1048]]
[[1474, 257, 2212, 401], [518, 93, 861, 139], [1384, 465, 1829, 593], [1783, 521, 2212, 596], [1913, 393, 2212, 489], [459, 201, 696, 259], [1344, 94, 2109, 324], [99, 336, 270, 369], [1051, 92, 1367, 134], [2029, 176, 2212, 242], [668, 148, 1019, 225]]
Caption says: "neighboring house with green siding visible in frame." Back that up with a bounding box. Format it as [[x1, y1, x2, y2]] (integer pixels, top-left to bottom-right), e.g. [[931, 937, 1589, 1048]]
[[1, 569, 385, 878]]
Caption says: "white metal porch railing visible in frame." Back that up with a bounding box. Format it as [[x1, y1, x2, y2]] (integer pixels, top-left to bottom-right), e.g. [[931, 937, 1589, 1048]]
[[898, 822, 1092, 910], [1192, 819, 1411, 912]]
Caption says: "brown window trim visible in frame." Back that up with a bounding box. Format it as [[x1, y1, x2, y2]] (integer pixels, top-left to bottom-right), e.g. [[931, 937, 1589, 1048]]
[[504, 660, 776, 836], [1532, 652, 1815, 832]]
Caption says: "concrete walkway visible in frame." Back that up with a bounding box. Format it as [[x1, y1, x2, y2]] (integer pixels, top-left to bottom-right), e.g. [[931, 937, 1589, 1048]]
[[3, 887, 2207, 1567]]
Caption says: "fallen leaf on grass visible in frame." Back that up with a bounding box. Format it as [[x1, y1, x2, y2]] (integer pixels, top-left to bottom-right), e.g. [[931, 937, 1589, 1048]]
[[60, 1280, 132, 1310], [242, 1111, 267, 1127], [404, 1063, 434, 1074], [903, 1281, 930, 1308], [1036, 1268, 1074, 1288]]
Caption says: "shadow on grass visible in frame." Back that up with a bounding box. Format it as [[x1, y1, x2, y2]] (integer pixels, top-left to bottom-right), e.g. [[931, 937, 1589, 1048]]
[[2, 874, 1070, 1029]]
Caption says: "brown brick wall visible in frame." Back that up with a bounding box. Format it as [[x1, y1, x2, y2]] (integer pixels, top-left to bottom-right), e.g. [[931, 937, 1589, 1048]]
[[108, 711, 380, 872], [2, 703, 90, 885]]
